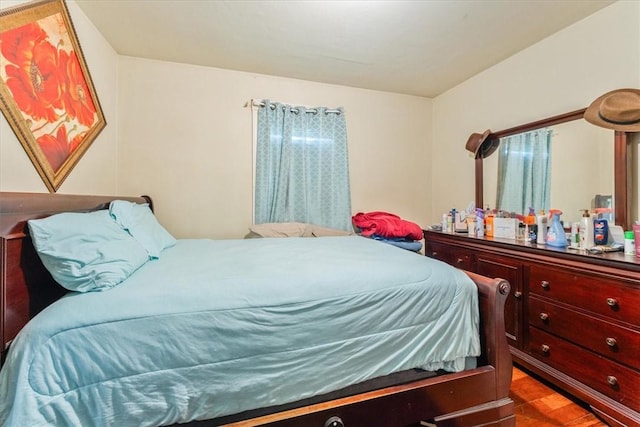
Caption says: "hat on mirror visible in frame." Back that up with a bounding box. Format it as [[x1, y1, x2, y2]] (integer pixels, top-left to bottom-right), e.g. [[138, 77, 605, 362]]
[[465, 129, 497, 159], [584, 88, 640, 131]]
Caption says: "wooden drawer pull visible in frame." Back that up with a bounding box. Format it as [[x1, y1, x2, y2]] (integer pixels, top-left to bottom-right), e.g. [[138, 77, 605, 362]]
[[540, 280, 550, 289], [606, 298, 618, 308], [540, 344, 550, 354], [606, 337, 617, 347], [607, 376, 618, 387], [514, 291, 522, 299], [539, 312, 549, 321]]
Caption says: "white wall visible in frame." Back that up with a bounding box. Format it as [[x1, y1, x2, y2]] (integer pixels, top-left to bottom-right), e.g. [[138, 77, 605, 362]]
[[3, 0, 639, 237], [116, 58, 431, 238], [0, 0, 120, 194], [431, 0, 640, 224]]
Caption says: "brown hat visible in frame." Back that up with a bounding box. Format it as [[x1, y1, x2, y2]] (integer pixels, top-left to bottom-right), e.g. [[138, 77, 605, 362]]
[[465, 129, 497, 159], [584, 88, 640, 131]]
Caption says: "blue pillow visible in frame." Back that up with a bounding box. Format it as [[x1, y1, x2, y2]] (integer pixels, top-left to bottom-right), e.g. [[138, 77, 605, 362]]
[[109, 200, 176, 258], [28, 210, 149, 292]]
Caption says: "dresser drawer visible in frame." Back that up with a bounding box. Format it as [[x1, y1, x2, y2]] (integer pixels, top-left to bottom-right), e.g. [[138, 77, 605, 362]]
[[529, 266, 640, 325], [529, 297, 640, 370], [529, 328, 640, 411], [425, 240, 475, 271]]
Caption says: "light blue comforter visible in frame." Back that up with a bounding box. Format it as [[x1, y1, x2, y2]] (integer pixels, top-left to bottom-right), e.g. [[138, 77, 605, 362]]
[[0, 236, 479, 427]]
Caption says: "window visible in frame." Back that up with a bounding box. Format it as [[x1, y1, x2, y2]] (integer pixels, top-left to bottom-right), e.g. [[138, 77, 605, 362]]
[[254, 101, 352, 231]]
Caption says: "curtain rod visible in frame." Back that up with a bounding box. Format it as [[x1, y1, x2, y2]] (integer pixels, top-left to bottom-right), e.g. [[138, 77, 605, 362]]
[[251, 100, 342, 115]]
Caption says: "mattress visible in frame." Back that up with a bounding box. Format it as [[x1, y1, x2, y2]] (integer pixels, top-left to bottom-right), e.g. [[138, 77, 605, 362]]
[[0, 236, 480, 427]]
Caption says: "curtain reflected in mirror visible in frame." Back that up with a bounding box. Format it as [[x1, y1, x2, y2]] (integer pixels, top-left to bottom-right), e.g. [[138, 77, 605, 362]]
[[496, 129, 551, 215], [484, 119, 613, 225]]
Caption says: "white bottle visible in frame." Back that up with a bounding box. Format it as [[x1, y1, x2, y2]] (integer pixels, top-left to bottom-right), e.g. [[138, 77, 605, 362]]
[[579, 210, 594, 250], [536, 210, 547, 245]]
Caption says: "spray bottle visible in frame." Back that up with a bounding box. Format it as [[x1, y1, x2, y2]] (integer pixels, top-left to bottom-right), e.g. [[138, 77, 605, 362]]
[[545, 210, 568, 247]]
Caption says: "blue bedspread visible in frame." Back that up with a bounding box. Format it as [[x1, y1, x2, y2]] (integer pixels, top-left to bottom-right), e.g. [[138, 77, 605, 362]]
[[0, 236, 479, 427]]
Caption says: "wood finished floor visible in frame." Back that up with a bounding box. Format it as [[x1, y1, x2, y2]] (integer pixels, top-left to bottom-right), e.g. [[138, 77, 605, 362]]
[[510, 366, 608, 426]]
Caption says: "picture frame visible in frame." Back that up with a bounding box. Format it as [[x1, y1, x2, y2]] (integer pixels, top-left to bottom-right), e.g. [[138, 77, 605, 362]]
[[0, 0, 105, 192]]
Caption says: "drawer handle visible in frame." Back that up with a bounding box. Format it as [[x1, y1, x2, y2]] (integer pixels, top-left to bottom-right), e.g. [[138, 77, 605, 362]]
[[456, 257, 464, 264], [540, 344, 550, 354], [539, 312, 549, 321], [606, 337, 617, 348], [432, 251, 438, 257], [606, 298, 619, 308], [540, 280, 550, 290], [607, 376, 618, 387], [514, 291, 522, 299], [325, 416, 345, 427]]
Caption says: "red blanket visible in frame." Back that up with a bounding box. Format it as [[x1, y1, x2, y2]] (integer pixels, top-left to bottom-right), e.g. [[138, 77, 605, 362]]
[[352, 211, 424, 241]]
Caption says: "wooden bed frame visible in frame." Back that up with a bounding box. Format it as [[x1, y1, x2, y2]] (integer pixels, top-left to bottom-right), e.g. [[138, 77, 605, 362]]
[[0, 192, 515, 427]]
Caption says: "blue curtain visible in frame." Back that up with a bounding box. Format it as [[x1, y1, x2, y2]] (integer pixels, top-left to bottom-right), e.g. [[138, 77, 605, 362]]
[[496, 128, 551, 215], [255, 100, 352, 231]]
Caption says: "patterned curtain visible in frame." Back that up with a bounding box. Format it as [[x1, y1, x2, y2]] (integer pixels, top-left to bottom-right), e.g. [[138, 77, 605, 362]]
[[255, 100, 352, 230], [496, 128, 551, 215]]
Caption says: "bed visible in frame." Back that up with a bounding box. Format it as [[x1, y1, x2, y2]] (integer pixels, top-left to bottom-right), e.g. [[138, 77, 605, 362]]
[[0, 192, 514, 427]]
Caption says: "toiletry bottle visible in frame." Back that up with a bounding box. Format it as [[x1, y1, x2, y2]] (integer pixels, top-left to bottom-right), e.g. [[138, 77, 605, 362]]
[[594, 217, 609, 245], [524, 207, 536, 243], [624, 230, 635, 256], [485, 213, 494, 237], [475, 208, 485, 237], [570, 222, 580, 249], [579, 209, 594, 250], [545, 210, 568, 247], [446, 212, 453, 233], [536, 209, 547, 244]]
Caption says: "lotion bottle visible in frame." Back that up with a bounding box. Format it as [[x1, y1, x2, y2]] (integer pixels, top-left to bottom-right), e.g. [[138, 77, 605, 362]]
[[579, 209, 594, 250], [536, 209, 547, 245]]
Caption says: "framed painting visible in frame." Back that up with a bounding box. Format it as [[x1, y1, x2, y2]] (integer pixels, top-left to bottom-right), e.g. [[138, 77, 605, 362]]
[[0, 0, 105, 192]]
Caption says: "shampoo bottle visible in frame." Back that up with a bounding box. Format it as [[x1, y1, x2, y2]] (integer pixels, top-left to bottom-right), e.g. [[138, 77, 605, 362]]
[[536, 210, 547, 245], [545, 210, 568, 247], [579, 209, 594, 250]]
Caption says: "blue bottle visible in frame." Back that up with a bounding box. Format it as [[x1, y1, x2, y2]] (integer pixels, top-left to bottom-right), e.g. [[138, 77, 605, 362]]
[[545, 210, 568, 247], [594, 218, 609, 245]]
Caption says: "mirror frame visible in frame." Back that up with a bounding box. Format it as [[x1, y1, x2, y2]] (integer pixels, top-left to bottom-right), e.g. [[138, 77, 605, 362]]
[[474, 108, 632, 230]]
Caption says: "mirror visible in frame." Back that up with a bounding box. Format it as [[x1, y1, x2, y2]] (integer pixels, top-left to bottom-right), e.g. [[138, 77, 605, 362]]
[[475, 109, 633, 230]]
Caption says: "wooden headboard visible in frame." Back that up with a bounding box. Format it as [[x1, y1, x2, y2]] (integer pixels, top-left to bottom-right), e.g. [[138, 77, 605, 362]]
[[0, 192, 151, 362]]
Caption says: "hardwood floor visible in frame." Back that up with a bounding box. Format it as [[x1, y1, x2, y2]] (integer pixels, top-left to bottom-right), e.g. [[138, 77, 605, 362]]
[[510, 366, 608, 426]]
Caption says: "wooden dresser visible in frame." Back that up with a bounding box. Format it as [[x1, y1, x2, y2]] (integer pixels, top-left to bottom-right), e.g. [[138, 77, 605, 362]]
[[424, 229, 640, 427]]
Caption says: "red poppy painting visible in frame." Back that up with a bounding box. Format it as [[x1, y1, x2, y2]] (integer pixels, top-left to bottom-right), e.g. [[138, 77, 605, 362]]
[[0, 0, 105, 192]]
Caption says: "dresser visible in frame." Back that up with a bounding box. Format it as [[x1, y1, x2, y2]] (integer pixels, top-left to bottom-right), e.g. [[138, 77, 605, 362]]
[[424, 229, 640, 427]]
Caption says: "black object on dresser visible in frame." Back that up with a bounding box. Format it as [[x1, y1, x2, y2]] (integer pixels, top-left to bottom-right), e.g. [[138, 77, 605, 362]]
[[424, 229, 640, 427]]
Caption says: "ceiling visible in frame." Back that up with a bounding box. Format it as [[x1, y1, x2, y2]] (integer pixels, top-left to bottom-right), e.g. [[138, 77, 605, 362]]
[[75, 0, 614, 98]]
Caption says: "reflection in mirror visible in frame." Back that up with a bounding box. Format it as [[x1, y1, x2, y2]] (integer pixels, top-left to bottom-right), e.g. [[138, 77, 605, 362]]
[[483, 119, 613, 225]]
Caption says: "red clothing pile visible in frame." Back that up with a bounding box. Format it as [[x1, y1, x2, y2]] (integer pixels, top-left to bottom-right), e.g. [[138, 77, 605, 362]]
[[352, 211, 423, 241]]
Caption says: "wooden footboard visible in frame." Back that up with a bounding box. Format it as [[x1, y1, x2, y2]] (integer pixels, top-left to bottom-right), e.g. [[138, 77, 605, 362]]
[[0, 192, 514, 426]]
